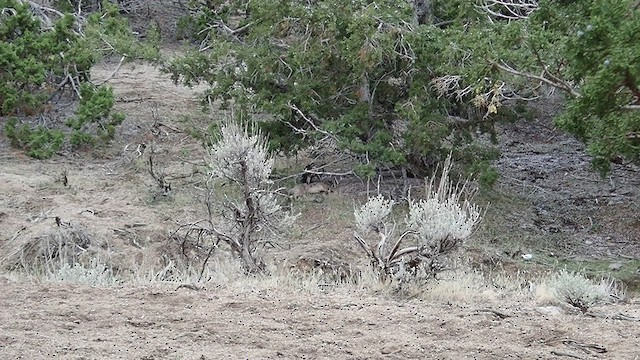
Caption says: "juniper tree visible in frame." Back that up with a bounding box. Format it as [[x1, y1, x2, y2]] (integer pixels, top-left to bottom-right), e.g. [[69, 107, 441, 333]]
[[165, 0, 502, 181], [0, 0, 158, 158], [436, 0, 640, 174], [168, 0, 640, 177]]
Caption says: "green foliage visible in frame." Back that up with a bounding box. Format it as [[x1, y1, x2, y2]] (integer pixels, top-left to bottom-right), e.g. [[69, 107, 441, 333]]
[[0, 0, 82, 116], [0, 0, 157, 158], [83, 1, 160, 61], [168, 0, 640, 176], [166, 0, 500, 178], [466, 160, 499, 189], [554, 1, 640, 173], [452, 144, 501, 189], [66, 84, 124, 146], [443, 0, 640, 174], [175, 14, 207, 41], [4, 118, 64, 159]]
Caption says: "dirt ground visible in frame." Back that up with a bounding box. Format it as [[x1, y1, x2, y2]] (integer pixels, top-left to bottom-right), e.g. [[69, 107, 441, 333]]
[[1, 6, 640, 357], [1, 276, 639, 360]]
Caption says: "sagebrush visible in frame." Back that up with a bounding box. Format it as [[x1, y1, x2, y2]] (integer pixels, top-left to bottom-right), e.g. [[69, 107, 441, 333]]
[[354, 155, 481, 281]]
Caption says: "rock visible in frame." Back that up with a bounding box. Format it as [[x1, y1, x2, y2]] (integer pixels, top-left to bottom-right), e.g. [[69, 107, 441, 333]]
[[480, 289, 500, 302], [608, 262, 624, 271], [534, 306, 564, 317], [381, 345, 401, 354]]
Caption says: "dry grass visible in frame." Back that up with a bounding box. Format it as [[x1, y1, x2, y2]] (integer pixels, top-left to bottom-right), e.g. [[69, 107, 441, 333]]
[[2, 237, 542, 306], [535, 270, 628, 311], [1, 222, 104, 274], [0, 194, 625, 310]]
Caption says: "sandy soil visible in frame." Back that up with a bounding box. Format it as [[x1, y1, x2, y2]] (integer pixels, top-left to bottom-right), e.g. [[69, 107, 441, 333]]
[[1, 276, 639, 360]]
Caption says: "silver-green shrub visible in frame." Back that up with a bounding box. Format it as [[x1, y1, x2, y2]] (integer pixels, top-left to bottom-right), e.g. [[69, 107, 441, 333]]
[[354, 155, 481, 280], [549, 270, 615, 312], [205, 120, 296, 273]]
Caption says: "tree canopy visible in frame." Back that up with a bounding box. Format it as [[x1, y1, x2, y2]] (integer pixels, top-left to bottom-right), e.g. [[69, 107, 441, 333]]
[[163, 0, 638, 176], [0, 0, 159, 158]]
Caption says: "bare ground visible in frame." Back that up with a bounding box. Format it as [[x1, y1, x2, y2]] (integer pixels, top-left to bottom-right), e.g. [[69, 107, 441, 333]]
[[1, 47, 639, 359], [1, 276, 639, 360]]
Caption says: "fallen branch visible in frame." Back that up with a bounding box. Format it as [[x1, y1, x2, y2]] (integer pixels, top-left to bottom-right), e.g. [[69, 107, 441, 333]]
[[473, 308, 511, 319], [9, 226, 27, 242], [175, 284, 203, 291], [585, 312, 640, 321], [545, 337, 607, 355], [549, 351, 584, 359]]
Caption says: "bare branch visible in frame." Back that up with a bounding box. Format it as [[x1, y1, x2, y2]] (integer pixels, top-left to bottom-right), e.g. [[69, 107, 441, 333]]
[[493, 61, 582, 98], [209, 20, 253, 44], [11, 0, 85, 34], [476, 0, 538, 22], [96, 55, 126, 86], [286, 102, 339, 141], [431, 75, 474, 101]]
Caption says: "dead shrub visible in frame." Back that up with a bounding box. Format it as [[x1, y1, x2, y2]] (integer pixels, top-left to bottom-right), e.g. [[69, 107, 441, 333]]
[[1, 221, 103, 276], [288, 245, 358, 283]]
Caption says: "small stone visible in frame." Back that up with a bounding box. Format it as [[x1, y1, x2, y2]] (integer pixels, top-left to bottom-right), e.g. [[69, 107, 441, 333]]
[[608, 262, 624, 271], [381, 345, 401, 354], [534, 306, 564, 317]]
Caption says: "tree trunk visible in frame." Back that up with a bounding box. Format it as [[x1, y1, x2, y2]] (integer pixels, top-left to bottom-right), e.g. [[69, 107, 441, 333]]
[[238, 158, 264, 274], [240, 241, 263, 274]]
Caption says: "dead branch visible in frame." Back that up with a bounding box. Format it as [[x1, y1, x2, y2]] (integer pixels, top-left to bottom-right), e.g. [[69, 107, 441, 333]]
[[168, 220, 222, 280], [147, 146, 171, 196], [549, 351, 584, 359], [585, 312, 640, 321], [431, 75, 474, 101], [11, 0, 85, 34], [46, 66, 83, 102], [96, 55, 127, 86], [9, 226, 27, 242], [273, 168, 354, 184], [204, 20, 253, 45], [175, 284, 203, 291], [473, 308, 511, 319], [476, 0, 538, 22], [545, 337, 607, 356], [493, 61, 582, 98], [286, 102, 339, 142], [496, 61, 640, 111]]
